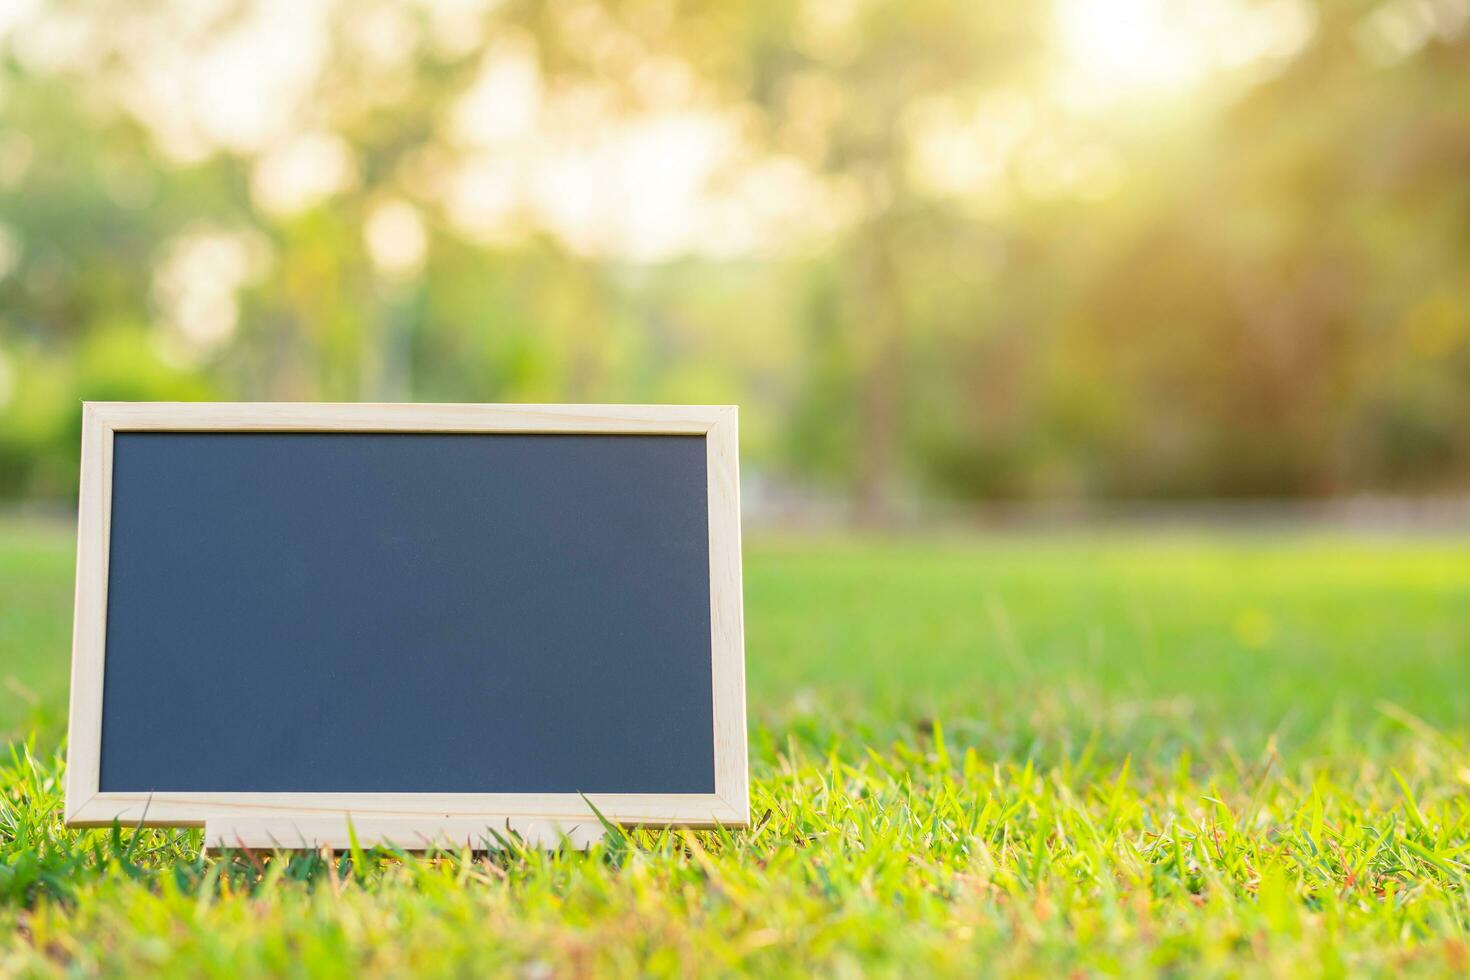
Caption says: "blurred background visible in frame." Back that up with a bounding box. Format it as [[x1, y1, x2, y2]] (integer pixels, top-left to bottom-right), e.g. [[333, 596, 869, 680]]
[[1, 0, 1468, 522]]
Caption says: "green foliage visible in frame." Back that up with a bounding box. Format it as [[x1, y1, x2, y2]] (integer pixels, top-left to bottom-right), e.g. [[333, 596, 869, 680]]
[[2, 523, 1469, 974], [3, 3, 1470, 505]]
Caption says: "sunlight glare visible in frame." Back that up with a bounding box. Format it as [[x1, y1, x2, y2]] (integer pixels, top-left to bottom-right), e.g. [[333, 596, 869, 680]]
[[1054, 0, 1317, 107], [1055, 0, 1207, 97]]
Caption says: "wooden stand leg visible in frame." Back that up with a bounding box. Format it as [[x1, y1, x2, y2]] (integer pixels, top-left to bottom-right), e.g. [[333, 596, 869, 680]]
[[203, 816, 607, 852]]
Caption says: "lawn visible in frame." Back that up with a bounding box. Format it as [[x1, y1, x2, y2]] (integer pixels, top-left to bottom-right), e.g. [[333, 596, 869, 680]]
[[2, 519, 1469, 975]]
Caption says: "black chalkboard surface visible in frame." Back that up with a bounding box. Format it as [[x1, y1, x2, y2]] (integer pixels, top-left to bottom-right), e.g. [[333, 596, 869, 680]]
[[99, 431, 716, 795]]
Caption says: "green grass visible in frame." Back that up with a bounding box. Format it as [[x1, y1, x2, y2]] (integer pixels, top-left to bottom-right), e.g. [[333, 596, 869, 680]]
[[2, 519, 1469, 975]]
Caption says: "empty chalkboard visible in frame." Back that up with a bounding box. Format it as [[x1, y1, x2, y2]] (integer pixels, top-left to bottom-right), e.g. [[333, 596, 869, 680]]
[[66, 404, 747, 847]]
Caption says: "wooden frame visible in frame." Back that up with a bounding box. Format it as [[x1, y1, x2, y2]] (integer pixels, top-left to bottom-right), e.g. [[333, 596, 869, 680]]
[[64, 402, 748, 849]]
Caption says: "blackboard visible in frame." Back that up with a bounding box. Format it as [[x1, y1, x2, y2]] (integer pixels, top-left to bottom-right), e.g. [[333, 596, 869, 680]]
[[66, 404, 746, 845], [100, 431, 715, 794]]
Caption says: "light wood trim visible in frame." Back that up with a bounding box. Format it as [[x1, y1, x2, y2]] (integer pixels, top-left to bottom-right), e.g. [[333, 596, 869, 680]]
[[202, 817, 610, 851], [64, 402, 749, 837], [86, 402, 725, 434], [70, 792, 747, 828], [705, 408, 749, 821], [64, 406, 109, 822]]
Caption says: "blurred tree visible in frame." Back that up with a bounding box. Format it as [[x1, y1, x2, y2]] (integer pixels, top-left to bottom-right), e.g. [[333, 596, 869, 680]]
[[1, 0, 1469, 509], [672, 0, 1049, 520]]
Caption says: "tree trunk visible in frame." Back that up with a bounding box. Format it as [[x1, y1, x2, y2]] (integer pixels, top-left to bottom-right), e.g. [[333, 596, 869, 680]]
[[853, 211, 903, 527]]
